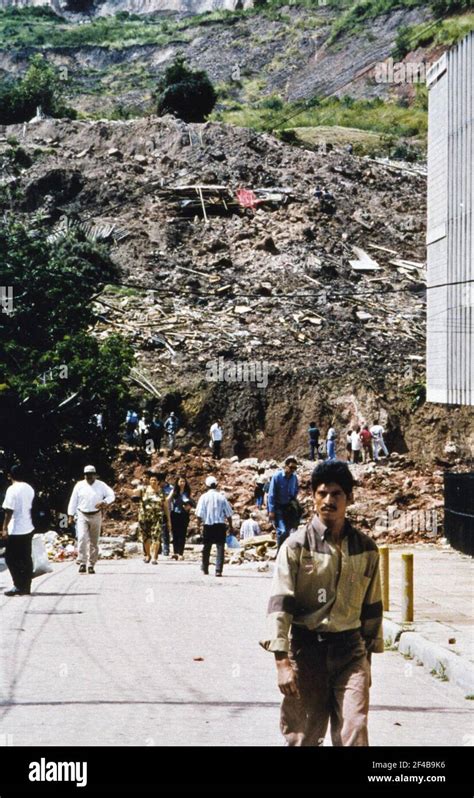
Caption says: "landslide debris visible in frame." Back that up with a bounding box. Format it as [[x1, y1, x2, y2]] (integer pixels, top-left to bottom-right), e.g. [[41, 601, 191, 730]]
[[1, 115, 427, 392], [106, 446, 448, 554]]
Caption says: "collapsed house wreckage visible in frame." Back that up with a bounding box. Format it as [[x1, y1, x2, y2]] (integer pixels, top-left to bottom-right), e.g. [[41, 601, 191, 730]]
[[154, 184, 294, 220]]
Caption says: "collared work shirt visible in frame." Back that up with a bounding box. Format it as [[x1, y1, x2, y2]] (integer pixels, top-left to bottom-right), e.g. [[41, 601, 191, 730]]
[[260, 515, 384, 655], [195, 489, 232, 526], [267, 470, 299, 514], [67, 479, 115, 516]]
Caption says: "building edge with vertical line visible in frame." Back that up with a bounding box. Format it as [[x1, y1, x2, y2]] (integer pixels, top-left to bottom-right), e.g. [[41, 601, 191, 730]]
[[426, 31, 473, 406]]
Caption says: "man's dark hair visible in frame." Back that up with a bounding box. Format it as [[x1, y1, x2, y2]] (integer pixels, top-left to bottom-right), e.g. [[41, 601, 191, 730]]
[[285, 456, 297, 466], [153, 471, 167, 483], [311, 461, 354, 497], [9, 464, 27, 481], [309, 421, 316, 427]]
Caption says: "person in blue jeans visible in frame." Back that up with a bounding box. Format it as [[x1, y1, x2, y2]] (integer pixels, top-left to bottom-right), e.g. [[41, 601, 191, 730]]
[[326, 426, 337, 461], [267, 457, 299, 549]]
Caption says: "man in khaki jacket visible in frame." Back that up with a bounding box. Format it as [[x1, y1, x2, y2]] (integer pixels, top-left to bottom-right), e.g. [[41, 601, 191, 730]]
[[260, 460, 383, 746]]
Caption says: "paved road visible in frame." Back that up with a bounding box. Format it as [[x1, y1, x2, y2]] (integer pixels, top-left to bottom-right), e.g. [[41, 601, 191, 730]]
[[0, 559, 471, 747]]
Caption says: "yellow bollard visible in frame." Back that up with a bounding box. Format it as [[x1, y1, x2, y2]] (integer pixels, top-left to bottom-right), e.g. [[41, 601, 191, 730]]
[[401, 553, 414, 623], [379, 546, 389, 612]]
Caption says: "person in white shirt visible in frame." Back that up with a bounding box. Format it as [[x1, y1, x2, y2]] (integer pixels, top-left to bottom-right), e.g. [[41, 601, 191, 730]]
[[239, 509, 261, 540], [350, 426, 362, 463], [67, 465, 115, 574], [1, 464, 35, 596], [138, 413, 150, 448], [195, 476, 233, 576], [370, 422, 389, 462], [326, 427, 337, 461], [209, 419, 223, 460]]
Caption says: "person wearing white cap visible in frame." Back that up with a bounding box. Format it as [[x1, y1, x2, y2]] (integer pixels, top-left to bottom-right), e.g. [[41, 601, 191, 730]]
[[195, 476, 233, 577], [67, 466, 115, 574]]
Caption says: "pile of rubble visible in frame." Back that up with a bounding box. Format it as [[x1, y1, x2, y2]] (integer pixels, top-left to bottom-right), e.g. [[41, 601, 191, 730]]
[[42, 530, 143, 561], [105, 446, 450, 556], [43, 531, 77, 562], [227, 533, 277, 569], [2, 116, 427, 387]]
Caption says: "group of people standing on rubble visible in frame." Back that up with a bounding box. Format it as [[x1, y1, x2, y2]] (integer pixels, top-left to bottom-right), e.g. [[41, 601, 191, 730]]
[[124, 410, 180, 452], [124, 407, 389, 469], [308, 421, 389, 464], [125, 410, 225, 462]]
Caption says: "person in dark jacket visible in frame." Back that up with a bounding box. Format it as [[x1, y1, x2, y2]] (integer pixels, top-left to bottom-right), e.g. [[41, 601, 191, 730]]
[[169, 476, 193, 560], [148, 416, 164, 452], [308, 422, 320, 461]]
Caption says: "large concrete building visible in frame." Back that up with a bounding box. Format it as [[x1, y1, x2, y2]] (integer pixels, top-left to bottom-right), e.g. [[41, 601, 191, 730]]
[[426, 32, 473, 405]]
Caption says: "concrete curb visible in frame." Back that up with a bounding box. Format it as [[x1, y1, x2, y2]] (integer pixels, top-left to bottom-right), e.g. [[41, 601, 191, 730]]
[[383, 616, 474, 694], [398, 632, 474, 694], [383, 617, 408, 646]]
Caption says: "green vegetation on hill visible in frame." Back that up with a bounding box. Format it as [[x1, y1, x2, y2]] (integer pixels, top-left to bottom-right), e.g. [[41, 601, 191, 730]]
[[0, 6, 189, 48], [431, 0, 472, 16], [327, 0, 473, 44], [155, 55, 217, 123], [328, 0, 427, 44], [0, 54, 76, 124], [214, 93, 428, 142], [394, 10, 474, 56]]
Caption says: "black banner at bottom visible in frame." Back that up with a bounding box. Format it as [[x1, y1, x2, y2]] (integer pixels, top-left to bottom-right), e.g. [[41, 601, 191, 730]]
[[0, 746, 470, 796]]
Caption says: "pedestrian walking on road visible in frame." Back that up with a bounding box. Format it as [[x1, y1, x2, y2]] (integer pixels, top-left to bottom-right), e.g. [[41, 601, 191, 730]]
[[267, 457, 299, 549], [260, 460, 383, 746], [169, 476, 193, 560], [308, 422, 320, 461], [326, 426, 337, 461], [195, 476, 233, 577], [67, 466, 115, 574], [360, 424, 373, 463], [1, 464, 35, 596], [164, 412, 179, 453], [351, 426, 362, 463], [137, 471, 172, 564], [210, 419, 223, 460], [370, 421, 389, 462], [161, 475, 174, 557]]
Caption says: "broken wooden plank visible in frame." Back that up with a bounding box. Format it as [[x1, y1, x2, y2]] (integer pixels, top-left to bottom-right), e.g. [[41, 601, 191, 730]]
[[349, 246, 381, 272]]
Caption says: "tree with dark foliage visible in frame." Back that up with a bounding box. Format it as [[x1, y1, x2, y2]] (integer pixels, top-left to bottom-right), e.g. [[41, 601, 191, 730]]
[[155, 55, 217, 123]]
